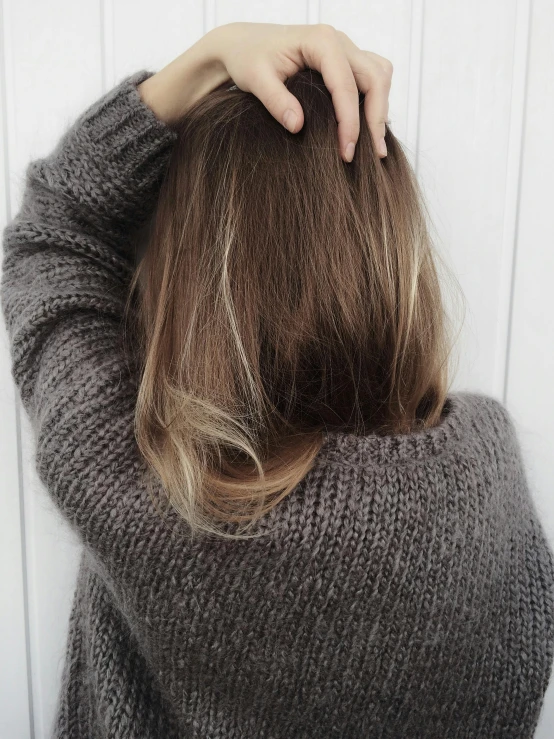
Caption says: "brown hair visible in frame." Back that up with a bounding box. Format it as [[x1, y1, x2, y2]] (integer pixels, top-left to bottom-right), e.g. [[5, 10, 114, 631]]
[[123, 68, 463, 542]]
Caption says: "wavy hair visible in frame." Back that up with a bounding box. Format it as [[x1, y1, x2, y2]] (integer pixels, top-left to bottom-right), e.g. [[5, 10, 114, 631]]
[[123, 68, 463, 541]]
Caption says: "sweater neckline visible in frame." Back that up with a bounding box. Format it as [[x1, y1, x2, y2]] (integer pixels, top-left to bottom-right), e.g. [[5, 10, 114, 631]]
[[318, 392, 471, 467]]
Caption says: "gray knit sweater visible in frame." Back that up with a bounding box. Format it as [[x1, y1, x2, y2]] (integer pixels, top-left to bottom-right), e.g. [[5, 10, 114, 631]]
[[2, 68, 554, 739]]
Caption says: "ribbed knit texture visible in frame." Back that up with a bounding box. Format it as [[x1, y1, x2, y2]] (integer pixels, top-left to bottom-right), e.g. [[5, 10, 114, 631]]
[[2, 69, 554, 739]]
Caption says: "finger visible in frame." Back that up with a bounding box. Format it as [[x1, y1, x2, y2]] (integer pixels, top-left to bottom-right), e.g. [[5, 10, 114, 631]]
[[245, 62, 305, 134], [335, 37, 392, 158], [364, 93, 389, 157], [311, 32, 361, 162], [358, 53, 393, 157]]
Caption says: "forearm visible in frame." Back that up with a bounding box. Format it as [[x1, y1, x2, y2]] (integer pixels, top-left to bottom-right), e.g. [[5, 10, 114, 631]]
[[12, 70, 178, 251], [137, 30, 231, 126], [0, 69, 183, 533], [1, 70, 179, 411]]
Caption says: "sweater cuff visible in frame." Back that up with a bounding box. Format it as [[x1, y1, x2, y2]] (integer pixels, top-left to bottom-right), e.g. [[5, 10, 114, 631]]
[[77, 69, 178, 153], [25, 69, 179, 240]]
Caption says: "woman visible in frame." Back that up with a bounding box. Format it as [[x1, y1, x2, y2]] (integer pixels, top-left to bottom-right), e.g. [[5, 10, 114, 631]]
[[1, 21, 553, 739]]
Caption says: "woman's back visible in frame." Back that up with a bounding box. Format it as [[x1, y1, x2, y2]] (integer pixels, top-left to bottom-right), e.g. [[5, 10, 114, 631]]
[[1, 47, 553, 739]]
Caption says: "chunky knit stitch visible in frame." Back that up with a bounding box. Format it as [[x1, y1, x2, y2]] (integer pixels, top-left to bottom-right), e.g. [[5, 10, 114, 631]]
[[2, 69, 554, 739]]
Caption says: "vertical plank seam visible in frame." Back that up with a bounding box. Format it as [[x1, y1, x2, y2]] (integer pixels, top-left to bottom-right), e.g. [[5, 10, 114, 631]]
[[307, 0, 320, 25], [499, 0, 533, 404], [100, 0, 115, 91], [204, 0, 217, 35], [407, 0, 425, 176], [0, 0, 35, 734]]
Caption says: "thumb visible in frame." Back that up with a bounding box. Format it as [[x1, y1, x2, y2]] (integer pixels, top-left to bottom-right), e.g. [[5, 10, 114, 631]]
[[247, 66, 304, 133]]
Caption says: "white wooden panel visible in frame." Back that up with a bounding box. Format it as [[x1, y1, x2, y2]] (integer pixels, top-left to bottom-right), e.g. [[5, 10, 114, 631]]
[[417, 0, 520, 394], [321, 0, 417, 164], [110, 0, 205, 85], [3, 0, 102, 735], [0, 2, 32, 736], [216, 0, 307, 26], [506, 0, 554, 730]]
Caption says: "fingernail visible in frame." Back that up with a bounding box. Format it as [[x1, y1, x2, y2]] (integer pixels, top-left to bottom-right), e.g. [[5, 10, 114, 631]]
[[378, 138, 387, 157], [345, 141, 355, 162], [283, 109, 297, 132]]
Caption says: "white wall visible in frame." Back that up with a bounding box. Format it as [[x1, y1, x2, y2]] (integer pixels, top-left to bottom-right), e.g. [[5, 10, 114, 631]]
[[1, 1, 553, 736]]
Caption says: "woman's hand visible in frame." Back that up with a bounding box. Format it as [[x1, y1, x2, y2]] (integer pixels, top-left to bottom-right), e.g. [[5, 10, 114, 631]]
[[138, 22, 393, 162]]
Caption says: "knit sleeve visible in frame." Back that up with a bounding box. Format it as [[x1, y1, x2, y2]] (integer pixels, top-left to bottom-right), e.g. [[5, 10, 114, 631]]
[[0, 70, 178, 539]]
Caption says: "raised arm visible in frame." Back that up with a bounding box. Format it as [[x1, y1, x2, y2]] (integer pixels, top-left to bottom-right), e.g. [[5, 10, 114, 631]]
[[0, 24, 392, 551], [0, 68, 180, 539]]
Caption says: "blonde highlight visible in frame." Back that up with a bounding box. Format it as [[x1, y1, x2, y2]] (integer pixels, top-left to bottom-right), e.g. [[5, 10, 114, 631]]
[[123, 69, 464, 542]]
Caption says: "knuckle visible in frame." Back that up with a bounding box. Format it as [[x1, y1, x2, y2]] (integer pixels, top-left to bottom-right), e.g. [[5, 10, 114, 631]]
[[316, 23, 337, 39], [374, 125, 387, 140], [380, 58, 394, 77], [263, 88, 282, 112], [374, 66, 392, 90], [365, 53, 394, 81], [343, 78, 359, 96], [247, 65, 267, 91]]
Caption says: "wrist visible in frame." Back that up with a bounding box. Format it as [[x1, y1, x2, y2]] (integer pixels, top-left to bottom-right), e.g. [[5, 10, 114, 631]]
[[137, 39, 230, 126]]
